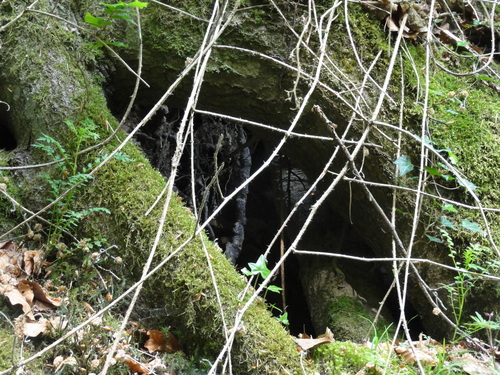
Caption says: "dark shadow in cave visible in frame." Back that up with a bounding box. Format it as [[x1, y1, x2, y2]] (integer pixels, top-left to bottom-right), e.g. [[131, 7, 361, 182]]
[[105, 89, 424, 338], [339, 231, 425, 339], [0, 108, 17, 151]]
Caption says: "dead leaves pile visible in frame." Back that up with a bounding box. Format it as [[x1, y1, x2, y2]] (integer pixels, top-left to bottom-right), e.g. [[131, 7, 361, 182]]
[[108, 328, 184, 374], [0, 240, 63, 337], [370, 334, 499, 375], [392, 334, 500, 375], [0, 240, 184, 374], [365, 0, 498, 61]]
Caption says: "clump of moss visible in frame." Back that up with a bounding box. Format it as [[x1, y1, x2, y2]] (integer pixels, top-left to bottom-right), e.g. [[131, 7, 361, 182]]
[[0, 323, 15, 371], [326, 295, 392, 343], [312, 340, 375, 375]]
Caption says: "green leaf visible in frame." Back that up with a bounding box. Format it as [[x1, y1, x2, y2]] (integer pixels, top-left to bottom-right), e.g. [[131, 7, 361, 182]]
[[457, 177, 477, 192], [275, 312, 289, 325], [424, 166, 442, 176], [437, 148, 458, 165], [425, 234, 443, 243], [246, 255, 271, 279], [241, 267, 252, 276], [442, 174, 455, 181], [126, 0, 148, 8], [440, 217, 457, 230], [456, 41, 469, 47], [394, 156, 414, 176], [447, 151, 458, 165], [415, 135, 435, 147], [437, 162, 451, 171], [106, 41, 128, 48], [101, 2, 127, 11], [461, 219, 484, 235], [266, 285, 282, 293], [113, 152, 135, 162], [476, 75, 500, 84], [441, 203, 458, 213], [84, 12, 112, 27]]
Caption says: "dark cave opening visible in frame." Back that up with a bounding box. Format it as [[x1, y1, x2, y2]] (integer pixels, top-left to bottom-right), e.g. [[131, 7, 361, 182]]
[[109, 96, 424, 338], [0, 109, 17, 151]]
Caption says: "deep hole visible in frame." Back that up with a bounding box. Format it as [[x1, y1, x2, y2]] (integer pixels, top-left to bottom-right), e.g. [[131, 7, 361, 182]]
[[0, 110, 17, 151], [339, 235, 425, 339], [106, 85, 424, 339]]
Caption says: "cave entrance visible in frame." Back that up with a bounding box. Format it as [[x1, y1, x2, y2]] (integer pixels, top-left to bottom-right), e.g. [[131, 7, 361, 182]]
[[114, 102, 423, 338], [0, 105, 17, 151]]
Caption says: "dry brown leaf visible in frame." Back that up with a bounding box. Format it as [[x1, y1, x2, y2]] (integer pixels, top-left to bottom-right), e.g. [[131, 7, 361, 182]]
[[452, 352, 497, 375], [0, 273, 18, 286], [0, 251, 22, 276], [145, 330, 183, 353], [17, 315, 67, 338], [19, 280, 61, 308], [23, 250, 44, 276], [394, 336, 439, 365], [3, 286, 35, 320], [23, 317, 49, 337], [119, 356, 149, 374], [294, 328, 335, 351], [18, 281, 34, 304], [386, 16, 400, 32], [0, 240, 18, 251]]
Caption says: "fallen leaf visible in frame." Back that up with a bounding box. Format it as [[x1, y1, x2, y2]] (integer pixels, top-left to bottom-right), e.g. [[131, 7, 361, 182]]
[[145, 330, 183, 353], [18, 281, 34, 304], [23, 317, 49, 337], [451, 352, 497, 375], [0, 240, 18, 251], [294, 328, 335, 351], [0, 250, 22, 276], [3, 286, 35, 320], [394, 335, 439, 365], [0, 273, 18, 286], [119, 356, 149, 374], [386, 16, 399, 32], [19, 280, 61, 308], [23, 250, 44, 276]]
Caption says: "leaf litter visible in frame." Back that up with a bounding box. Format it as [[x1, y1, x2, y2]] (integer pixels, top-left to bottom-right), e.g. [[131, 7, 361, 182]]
[[0, 239, 184, 373]]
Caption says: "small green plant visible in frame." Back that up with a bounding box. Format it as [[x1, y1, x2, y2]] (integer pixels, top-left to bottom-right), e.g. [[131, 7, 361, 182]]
[[465, 312, 500, 349], [241, 255, 288, 325], [84, 1, 148, 48], [33, 118, 131, 246], [441, 228, 474, 335], [437, 227, 500, 340]]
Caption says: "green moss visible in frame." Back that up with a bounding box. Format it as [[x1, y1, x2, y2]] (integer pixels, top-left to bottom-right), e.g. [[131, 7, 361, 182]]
[[0, 324, 15, 371], [326, 296, 391, 343], [401, 43, 500, 246], [79, 142, 305, 372], [312, 340, 375, 375], [398, 42, 500, 314]]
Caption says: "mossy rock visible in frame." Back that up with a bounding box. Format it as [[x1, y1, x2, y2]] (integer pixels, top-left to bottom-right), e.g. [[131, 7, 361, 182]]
[[326, 295, 391, 343]]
